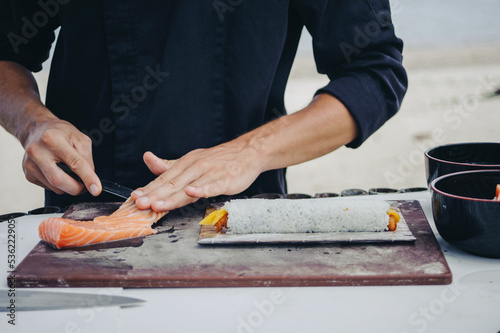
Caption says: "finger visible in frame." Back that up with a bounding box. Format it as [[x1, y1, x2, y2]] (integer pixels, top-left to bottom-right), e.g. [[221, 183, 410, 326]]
[[132, 158, 187, 201], [134, 167, 203, 210], [30, 146, 100, 196], [23, 157, 68, 195], [64, 133, 100, 196], [44, 162, 88, 196], [72, 132, 95, 170], [26, 128, 101, 196], [184, 165, 259, 199], [184, 186, 204, 198], [184, 179, 227, 199], [131, 152, 179, 200], [61, 153, 101, 196], [143, 151, 176, 176], [150, 191, 199, 212]]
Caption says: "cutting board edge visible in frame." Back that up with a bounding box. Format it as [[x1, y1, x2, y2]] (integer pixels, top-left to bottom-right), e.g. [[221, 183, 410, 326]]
[[14, 272, 453, 288]]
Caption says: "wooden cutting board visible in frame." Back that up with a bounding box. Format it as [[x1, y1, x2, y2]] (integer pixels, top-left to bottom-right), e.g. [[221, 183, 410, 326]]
[[14, 200, 452, 288]]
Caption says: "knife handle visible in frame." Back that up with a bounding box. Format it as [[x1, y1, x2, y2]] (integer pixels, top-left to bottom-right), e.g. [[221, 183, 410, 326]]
[[57, 163, 83, 183]]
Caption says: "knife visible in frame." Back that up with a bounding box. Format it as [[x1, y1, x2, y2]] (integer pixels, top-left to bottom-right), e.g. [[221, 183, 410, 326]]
[[57, 163, 132, 200], [0, 289, 145, 311], [100, 180, 133, 200]]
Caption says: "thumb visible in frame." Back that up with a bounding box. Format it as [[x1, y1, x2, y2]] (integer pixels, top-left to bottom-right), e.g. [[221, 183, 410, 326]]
[[143, 151, 176, 176]]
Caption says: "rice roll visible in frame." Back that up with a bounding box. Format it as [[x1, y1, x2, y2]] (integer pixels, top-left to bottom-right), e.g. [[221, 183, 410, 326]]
[[200, 198, 400, 234]]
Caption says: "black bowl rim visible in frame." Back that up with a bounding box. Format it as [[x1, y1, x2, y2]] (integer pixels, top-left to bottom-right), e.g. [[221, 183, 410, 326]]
[[430, 169, 500, 202], [425, 142, 500, 168]]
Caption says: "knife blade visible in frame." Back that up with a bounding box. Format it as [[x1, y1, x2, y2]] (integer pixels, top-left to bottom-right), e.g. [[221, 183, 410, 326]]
[[57, 163, 132, 200], [0, 289, 145, 311], [100, 180, 133, 199]]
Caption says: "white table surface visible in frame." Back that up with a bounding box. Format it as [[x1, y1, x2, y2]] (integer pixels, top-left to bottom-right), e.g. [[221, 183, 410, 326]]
[[1, 192, 499, 333]]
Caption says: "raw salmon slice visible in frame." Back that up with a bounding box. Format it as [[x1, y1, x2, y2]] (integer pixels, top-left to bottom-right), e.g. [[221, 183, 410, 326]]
[[38, 198, 167, 249]]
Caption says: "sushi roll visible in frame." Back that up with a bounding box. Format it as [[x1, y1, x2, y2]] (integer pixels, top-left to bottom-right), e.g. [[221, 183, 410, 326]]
[[200, 198, 400, 234]]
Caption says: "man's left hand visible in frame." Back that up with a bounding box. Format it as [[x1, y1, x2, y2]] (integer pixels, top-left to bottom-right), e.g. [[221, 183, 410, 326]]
[[131, 146, 262, 212]]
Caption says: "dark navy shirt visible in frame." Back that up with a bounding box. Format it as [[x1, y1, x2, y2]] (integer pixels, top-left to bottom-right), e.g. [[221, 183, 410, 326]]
[[0, 0, 407, 208]]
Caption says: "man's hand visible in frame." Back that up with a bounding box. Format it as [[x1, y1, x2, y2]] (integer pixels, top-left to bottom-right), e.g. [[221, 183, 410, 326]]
[[131, 94, 358, 212], [131, 145, 262, 212], [0, 61, 101, 197], [22, 117, 101, 196]]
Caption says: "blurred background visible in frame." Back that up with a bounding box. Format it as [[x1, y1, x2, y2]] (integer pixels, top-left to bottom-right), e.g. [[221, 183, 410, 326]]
[[1, 0, 500, 214]]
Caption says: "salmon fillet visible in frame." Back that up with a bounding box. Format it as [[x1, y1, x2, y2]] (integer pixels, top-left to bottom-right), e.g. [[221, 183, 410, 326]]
[[38, 198, 167, 249]]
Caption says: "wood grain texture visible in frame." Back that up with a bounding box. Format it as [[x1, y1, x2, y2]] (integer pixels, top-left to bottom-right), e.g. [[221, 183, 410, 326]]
[[13, 200, 452, 288]]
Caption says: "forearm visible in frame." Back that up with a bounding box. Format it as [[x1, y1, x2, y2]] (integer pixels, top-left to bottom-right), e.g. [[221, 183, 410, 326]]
[[0, 61, 57, 146], [235, 93, 358, 173]]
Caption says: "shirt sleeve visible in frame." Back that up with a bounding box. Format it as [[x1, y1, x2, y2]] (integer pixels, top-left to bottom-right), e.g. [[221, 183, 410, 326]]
[[293, 0, 408, 148], [0, 0, 59, 72]]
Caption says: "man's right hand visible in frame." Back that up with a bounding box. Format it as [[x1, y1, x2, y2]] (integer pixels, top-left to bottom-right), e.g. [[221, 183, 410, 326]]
[[22, 117, 101, 196], [0, 61, 101, 198]]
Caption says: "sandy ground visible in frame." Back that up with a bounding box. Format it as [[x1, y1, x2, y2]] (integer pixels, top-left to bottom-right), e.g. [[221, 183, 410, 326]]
[[1, 43, 499, 215]]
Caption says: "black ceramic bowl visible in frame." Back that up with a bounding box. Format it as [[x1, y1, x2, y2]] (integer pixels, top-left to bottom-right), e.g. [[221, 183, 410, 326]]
[[425, 142, 500, 186], [430, 170, 500, 258]]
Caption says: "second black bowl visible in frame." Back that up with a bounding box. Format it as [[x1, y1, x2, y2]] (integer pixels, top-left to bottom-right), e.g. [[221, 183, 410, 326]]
[[431, 170, 500, 258]]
